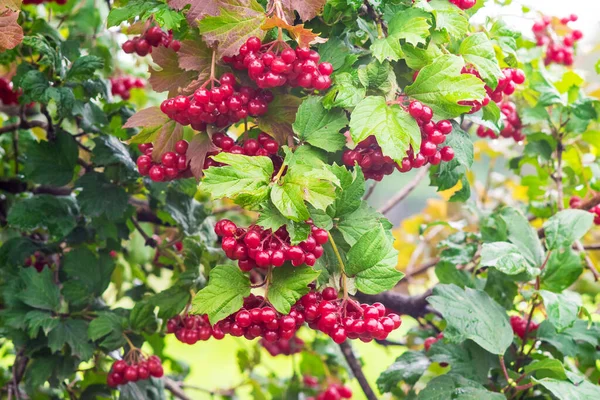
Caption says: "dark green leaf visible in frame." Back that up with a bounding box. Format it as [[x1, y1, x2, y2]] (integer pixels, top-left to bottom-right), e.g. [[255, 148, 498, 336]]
[[18, 268, 60, 312], [7, 195, 78, 238], [165, 189, 208, 236], [543, 210, 594, 251], [268, 266, 320, 314], [539, 290, 581, 331], [293, 96, 347, 152], [24, 130, 78, 186], [377, 351, 430, 393], [48, 319, 94, 360]]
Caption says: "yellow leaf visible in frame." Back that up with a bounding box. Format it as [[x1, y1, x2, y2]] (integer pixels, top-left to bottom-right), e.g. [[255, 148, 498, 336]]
[[31, 126, 47, 141], [261, 15, 326, 48]]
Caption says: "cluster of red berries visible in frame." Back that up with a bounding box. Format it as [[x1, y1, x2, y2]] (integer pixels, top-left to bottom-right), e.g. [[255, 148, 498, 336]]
[[23, 0, 67, 5], [24, 251, 52, 272], [107, 356, 164, 387], [510, 315, 540, 340], [122, 26, 181, 56], [460, 67, 525, 113], [342, 136, 397, 181], [260, 335, 304, 356], [301, 287, 402, 344], [423, 332, 445, 352], [0, 78, 20, 106], [214, 294, 305, 342], [214, 219, 328, 270], [308, 384, 353, 400], [167, 314, 221, 344], [532, 15, 582, 66], [476, 102, 524, 141], [570, 196, 600, 225], [160, 73, 273, 130], [204, 132, 281, 169], [110, 76, 145, 100], [446, 0, 476, 9], [136, 140, 191, 182], [224, 36, 333, 91]]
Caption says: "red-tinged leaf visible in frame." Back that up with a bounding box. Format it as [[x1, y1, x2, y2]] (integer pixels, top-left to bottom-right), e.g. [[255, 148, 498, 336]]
[[123, 107, 169, 129], [272, 0, 326, 22], [186, 133, 219, 179], [0, 10, 23, 52], [151, 121, 184, 162], [261, 16, 326, 48], [1, 0, 22, 11], [256, 94, 302, 143], [198, 0, 266, 58], [168, 0, 220, 27], [178, 40, 213, 74], [149, 46, 201, 95]]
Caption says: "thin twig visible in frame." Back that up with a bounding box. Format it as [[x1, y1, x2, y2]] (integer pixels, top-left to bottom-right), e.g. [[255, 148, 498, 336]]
[[130, 217, 157, 247], [378, 165, 430, 215], [575, 240, 599, 281], [363, 182, 377, 201], [404, 258, 440, 279], [338, 342, 377, 400], [163, 377, 192, 400]]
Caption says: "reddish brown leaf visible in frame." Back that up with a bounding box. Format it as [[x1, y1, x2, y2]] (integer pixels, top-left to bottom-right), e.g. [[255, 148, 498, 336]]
[[256, 94, 301, 143], [123, 107, 169, 129], [274, 0, 326, 22], [261, 16, 326, 48], [0, 10, 23, 52], [186, 133, 219, 179], [178, 39, 213, 74], [151, 121, 184, 162], [168, 0, 220, 27], [148, 46, 201, 96], [0, 0, 22, 11]]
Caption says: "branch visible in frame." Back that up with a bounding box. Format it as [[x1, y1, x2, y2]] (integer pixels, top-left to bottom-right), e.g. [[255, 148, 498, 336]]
[[130, 217, 157, 248], [164, 377, 192, 400], [354, 289, 433, 319], [378, 165, 430, 215], [405, 258, 440, 279], [0, 119, 46, 135], [339, 342, 377, 400], [574, 240, 600, 281]]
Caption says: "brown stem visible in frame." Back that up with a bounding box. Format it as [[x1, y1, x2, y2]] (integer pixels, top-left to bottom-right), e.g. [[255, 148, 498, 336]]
[[164, 377, 193, 400], [354, 289, 433, 319], [130, 217, 157, 248], [339, 341, 377, 400], [574, 240, 600, 281], [363, 182, 377, 200], [499, 356, 511, 385], [378, 165, 430, 215], [555, 138, 564, 211]]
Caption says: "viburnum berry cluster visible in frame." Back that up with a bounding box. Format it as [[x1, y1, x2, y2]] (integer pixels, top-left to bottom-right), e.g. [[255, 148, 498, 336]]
[[260, 335, 304, 356], [570, 196, 600, 225], [510, 315, 540, 340], [167, 314, 221, 344], [24, 251, 53, 272], [214, 219, 328, 270], [224, 36, 333, 90], [461, 67, 525, 113], [532, 15, 582, 66], [23, 0, 67, 5], [0, 77, 20, 106], [160, 73, 273, 130], [204, 132, 282, 169], [300, 287, 402, 344], [107, 355, 164, 387], [476, 102, 524, 141], [309, 383, 353, 400], [122, 26, 181, 56], [110, 76, 145, 100], [136, 140, 191, 182]]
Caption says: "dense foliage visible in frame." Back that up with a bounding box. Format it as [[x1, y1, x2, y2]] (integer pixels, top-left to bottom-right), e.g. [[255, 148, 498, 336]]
[[1, 0, 600, 399]]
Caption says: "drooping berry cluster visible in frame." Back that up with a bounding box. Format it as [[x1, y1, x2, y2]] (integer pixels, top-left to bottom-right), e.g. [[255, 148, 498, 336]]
[[214, 219, 328, 270], [570, 196, 600, 225], [213, 294, 305, 342], [167, 314, 221, 344], [24, 251, 52, 272], [510, 315, 539, 340], [300, 287, 402, 344], [224, 36, 333, 90], [308, 383, 353, 400], [260, 335, 304, 356], [204, 132, 281, 169], [446, 0, 476, 10], [107, 356, 164, 388], [110, 76, 145, 100], [532, 15, 582, 66], [136, 140, 191, 182], [423, 332, 445, 351], [460, 67, 525, 113], [23, 0, 67, 5], [0, 77, 20, 106], [160, 73, 273, 130], [342, 136, 397, 181], [476, 102, 524, 141], [122, 26, 181, 56]]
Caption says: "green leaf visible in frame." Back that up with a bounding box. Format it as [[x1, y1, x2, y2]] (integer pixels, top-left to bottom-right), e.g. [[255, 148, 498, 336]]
[[191, 265, 251, 324], [533, 377, 600, 400], [402, 42, 443, 70], [371, 37, 403, 63], [459, 33, 503, 88], [293, 96, 347, 152], [524, 359, 567, 380], [349, 96, 421, 163], [198, 0, 266, 58], [427, 0, 469, 39], [345, 225, 403, 294], [256, 94, 302, 144], [417, 374, 505, 400], [202, 153, 273, 205], [322, 72, 366, 109], [19, 70, 50, 103], [165, 189, 208, 236], [0, 237, 42, 267], [7, 195, 78, 238], [256, 202, 289, 232], [24, 130, 78, 186], [92, 135, 137, 173], [387, 8, 432, 46], [542, 249, 583, 292], [329, 164, 365, 217], [62, 248, 115, 298], [429, 341, 498, 384], [480, 242, 539, 276], [88, 312, 126, 350], [129, 301, 157, 330], [336, 202, 392, 246], [499, 207, 545, 267], [427, 284, 513, 355], [268, 266, 320, 314], [18, 268, 60, 312], [543, 210, 594, 251], [44, 87, 75, 119], [75, 172, 129, 221], [48, 319, 94, 360], [357, 61, 397, 96], [66, 55, 103, 81], [24, 310, 59, 338], [539, 290, 581, 331], [404, 54, 486, 119], [107, 0, 161, 26], [377, 350, 430, 393], [150, 286, 191, 319]]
